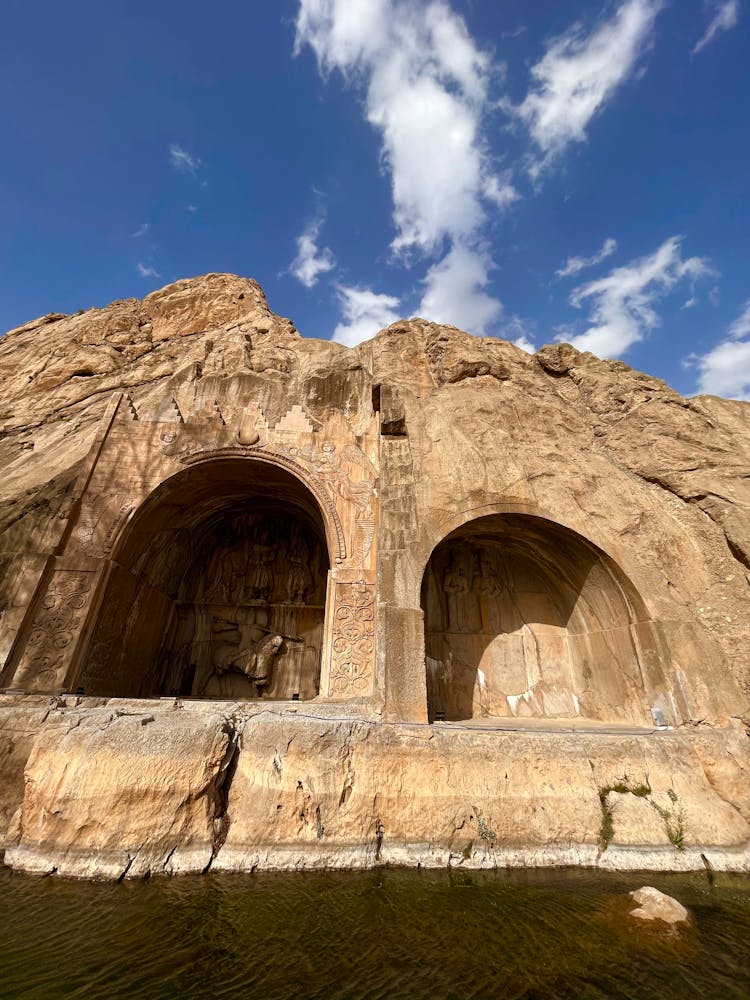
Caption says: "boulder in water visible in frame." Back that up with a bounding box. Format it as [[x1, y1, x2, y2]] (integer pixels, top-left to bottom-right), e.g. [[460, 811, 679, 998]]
[[629, 886, 689, 925]]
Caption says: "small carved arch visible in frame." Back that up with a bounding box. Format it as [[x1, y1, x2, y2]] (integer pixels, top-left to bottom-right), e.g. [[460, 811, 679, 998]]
[[414, 500, 649, 622]]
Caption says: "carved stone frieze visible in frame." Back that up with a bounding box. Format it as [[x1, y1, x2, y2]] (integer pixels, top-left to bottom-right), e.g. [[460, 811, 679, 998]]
[[74, 494, 136, 555], [329, 582, 375, 697], [179, 446, 348, 564]]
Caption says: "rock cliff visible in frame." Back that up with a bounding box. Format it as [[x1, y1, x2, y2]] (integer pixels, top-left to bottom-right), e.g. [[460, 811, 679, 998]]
[[0, 273, 748, 878]]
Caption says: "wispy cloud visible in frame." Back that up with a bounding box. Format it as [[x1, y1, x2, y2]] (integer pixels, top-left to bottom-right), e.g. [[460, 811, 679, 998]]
[[136, 261, 160, 279], [418, 243, 501, 334], [693, 1, 740, 54], [727, 299, 750, 340], [132, 223, 150, 238], [556, 237, 618, 278], [295, 0, 515, 332], [290, 217, 336, 288], [332, 285, 401, 347], [169, 143, 201, 175], [499, 314, 537, 353], [296, 0, 516, 256], [693, 300, 750, 399], [561, 236, 712, 357], [512, 0, 662, 175]]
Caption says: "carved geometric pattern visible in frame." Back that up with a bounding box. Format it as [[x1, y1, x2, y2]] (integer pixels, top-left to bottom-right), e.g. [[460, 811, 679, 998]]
[[329, 582, 375, 696], [274, 404, 314, 434], [147, 396, 184, 423], [123, 394, 139, 420]]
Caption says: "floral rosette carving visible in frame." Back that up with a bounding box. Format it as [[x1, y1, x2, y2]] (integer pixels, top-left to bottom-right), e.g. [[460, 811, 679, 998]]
[[16, 572, 93, 688], [330, 582, 375, 695]]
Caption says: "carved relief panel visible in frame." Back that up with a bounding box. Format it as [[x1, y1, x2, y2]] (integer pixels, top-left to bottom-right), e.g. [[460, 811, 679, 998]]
[[328, 582, 376, 697], [12, 567, 96, 692]]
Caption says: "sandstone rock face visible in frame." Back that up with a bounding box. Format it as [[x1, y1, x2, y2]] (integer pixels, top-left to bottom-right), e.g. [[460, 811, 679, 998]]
[[1, 697, 748, 879], [0, 273, 748, 878]]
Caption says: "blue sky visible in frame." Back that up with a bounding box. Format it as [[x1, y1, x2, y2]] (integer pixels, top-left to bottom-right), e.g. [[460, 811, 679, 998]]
[[1, 0, 748, 398]]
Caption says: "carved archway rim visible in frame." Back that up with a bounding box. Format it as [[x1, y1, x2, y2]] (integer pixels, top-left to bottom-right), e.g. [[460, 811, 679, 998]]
[[110, 447, 347, 567]]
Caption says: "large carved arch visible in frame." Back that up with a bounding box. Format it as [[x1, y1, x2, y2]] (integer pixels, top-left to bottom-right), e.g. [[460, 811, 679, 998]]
[[420, 512, 654, 725], [74, 456, 334, 699]]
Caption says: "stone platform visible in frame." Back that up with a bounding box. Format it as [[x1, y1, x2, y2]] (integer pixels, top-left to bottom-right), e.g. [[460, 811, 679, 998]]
[[1, 695, 747, 879]]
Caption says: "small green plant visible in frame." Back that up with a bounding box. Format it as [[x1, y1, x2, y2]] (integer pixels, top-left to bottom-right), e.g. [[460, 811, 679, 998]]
[[476, 815, 497, 844], [650, 790, 685, 850], [610, 781, 631, 795], [598, 789, 615, 851], [631, 782, 652, 798]]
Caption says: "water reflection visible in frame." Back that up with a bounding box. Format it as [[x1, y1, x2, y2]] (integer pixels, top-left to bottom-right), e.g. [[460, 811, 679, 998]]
[[0, 866, 748, 999]]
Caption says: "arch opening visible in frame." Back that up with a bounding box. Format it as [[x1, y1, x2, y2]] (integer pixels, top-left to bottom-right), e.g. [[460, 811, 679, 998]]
[[421, 514, 652, 726], [77, 458, 331, 699]]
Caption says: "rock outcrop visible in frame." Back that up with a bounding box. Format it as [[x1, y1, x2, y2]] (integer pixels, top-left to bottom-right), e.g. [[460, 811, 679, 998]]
[[0, 273, 748, 878]]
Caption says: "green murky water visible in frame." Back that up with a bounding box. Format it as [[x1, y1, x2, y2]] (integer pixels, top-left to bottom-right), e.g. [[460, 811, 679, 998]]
[[0, 866, 748, 999]]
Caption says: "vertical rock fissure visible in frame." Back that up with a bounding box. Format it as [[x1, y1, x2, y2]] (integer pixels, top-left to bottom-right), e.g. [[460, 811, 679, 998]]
[[202, 716, 243, 873]]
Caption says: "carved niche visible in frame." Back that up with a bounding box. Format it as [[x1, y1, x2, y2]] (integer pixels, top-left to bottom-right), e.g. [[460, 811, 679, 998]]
[[159, 509, 329, 701]]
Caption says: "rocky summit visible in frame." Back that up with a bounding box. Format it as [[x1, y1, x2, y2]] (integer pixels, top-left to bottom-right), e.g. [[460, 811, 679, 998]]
[[0, 273, 748, 879]]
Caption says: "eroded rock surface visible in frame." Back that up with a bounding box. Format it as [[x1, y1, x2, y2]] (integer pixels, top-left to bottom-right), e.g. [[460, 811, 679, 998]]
[[0, 697, 748, 878], [1, 273, 749, 878]]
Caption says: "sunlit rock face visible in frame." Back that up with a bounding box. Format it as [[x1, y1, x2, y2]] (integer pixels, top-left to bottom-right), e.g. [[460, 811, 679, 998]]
[[0, 273, 748, 878]]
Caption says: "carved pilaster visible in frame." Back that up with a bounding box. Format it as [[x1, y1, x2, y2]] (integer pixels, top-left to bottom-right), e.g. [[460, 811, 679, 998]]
[[328, 581, 376, 697], [11, 566, 98, 692]]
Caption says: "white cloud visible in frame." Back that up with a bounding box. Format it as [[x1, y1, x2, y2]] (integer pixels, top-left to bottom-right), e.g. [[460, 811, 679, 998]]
[[290, 218, 336, 288], [418, 243, 502, 334], [693, 1, 740, 54], [562, 236, 712, 357], [132, 223, 149, 238], [513, 0, 662, 173], [694, 300, 750, 398], [727, 299, 750, 339], [295, 0, 516, 256], [187, 204, 198, 213], [295, 1, 510, 335], [498, 315, 537, 353], [136, 262, 160, 279], [556, 237, 618, 278], [170, 143, 201, 175], [512, 335, 536, 353], [332, 285, 401, 346]]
